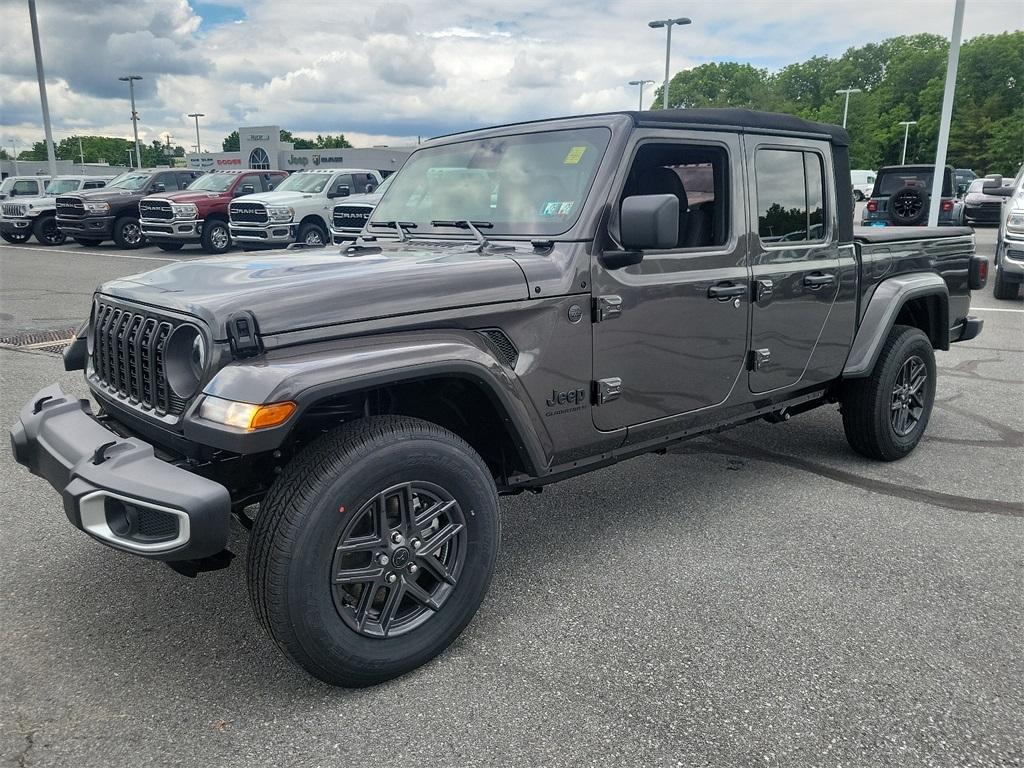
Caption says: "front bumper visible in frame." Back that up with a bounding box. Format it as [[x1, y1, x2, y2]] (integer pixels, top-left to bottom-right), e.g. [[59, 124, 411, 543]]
[[998, 232, 1024, 278], [229, 221, 295, 245], [141, 217, 203, 242], [57, 215, 114, 239], [0, 217, 34, 234], [330, 226, 360, 245], [10, 383, 231, 561]]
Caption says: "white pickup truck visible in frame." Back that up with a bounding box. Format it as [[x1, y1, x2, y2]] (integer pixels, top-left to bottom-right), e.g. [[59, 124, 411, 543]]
[[228, 168, 382, 248], [0, 175, 112, 245]]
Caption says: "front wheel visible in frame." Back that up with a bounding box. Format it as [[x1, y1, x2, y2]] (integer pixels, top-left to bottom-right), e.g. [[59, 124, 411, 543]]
[[992, 265, 1021, 300], [1, 231, 30, 244], [113, 216, 146, 249], [32, 216, 66, 245], [841, 325, 936, 461], [247, 416, 500, 686], [853, 190, 864, 202], [297, 221, 327, 247], [200, 220, 231, 254]]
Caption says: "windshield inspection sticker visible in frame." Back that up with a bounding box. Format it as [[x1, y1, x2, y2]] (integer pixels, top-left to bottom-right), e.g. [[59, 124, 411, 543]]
[[541, 201, 575, 216], [563, 146, 587, 164]]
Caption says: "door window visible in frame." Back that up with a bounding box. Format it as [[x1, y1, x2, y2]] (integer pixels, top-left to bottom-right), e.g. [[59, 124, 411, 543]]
[[237, 174, 263, 194], [755, 149, 827, 245], [619, 142, 730, 250]]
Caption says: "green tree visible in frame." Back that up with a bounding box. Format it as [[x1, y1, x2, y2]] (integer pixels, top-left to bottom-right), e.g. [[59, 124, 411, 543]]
[[314, 133, 352, 149], [222, 130, 239, 151], [654, 62, 772, 110]]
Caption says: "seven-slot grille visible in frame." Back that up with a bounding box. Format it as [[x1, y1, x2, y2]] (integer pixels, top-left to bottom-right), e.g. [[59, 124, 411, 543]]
[[229, 201, 268, 223], [2, 203, 27, 217], [56, 196, 85, 216], [139, 200, 174, 220], [91, 301, 188, 416]]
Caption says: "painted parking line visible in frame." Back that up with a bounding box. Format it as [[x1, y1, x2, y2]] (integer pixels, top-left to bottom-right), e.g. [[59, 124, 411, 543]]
[[2, 245, 180, 262], [972, 306, 1024, 313]]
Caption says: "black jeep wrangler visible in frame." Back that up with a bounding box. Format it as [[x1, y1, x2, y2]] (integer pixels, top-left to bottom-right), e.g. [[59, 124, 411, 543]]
[[11, 109, 988, 686]]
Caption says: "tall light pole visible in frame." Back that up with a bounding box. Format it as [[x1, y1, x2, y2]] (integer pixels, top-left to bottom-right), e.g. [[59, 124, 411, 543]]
[[187, 113, 204, 154], [28, 0, 57, 177], [927, 0, 965, 227], [898, 120, 918, 165], [628, 79, 656, 111], [835, 87, 862, 129], [119, 75, 143, 168], [648, 17, 691, 110], [8, 139, 20, 175]]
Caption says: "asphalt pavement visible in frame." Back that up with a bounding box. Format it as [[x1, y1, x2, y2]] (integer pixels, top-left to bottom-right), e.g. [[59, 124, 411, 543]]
[[0, 226, 1021, 767]]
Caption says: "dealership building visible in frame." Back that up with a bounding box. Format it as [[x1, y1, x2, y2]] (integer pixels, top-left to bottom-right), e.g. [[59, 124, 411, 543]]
[[184, 125, 413, 176]]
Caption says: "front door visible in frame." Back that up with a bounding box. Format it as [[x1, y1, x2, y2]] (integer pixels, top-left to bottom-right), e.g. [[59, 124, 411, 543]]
[[592, 131, 750, 431], [745, 138, 841, 393]]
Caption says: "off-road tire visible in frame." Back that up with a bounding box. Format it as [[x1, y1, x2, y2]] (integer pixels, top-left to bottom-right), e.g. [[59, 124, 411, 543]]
[[156, 242, 184, 252], [853, 189, 864, 202], [247, 415, 500, 687], [297, 221, 327, 247], [992, 266, 1020, 300], [73, 237, 102, 247], [841, 324, 936, 461], [201, 220, 231, 254], [1, 231, 30, 244], [113, 216, 146, 249], [32, 215, 66, 245]]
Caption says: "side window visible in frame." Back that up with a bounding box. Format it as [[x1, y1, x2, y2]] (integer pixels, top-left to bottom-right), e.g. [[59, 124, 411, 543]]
[[333, 174, 353, 195], [237, 174, 262, 194], [176, 172, 197, 190], [265, 173, 283, 191], [620, 142, 729, 250], [83, 180, 105, 189], [755, 148, 827, 245]]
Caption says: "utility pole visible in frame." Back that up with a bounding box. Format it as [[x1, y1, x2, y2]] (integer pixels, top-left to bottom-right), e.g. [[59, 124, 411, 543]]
[[629, 79, 656, 111], [78, 136, 85, 169], [119, 75, 143, 168], [648, 17, 691, 110], [28, 0, 58, 177], [899, 121, 918, 164], [927, 0, 965, 227], [163, 133, 174, 165], [835, 87, 862, 129], [9, 139, 20, 175], [187, 113, 204, 154]]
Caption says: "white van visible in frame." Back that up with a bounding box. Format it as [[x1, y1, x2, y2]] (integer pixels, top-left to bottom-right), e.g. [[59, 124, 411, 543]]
[[851, 170, 876, 202]]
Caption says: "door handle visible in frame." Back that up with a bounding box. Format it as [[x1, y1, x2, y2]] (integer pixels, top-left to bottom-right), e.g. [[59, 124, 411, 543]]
[[803, 273, 836, 289], [707, 282, 747, 300]]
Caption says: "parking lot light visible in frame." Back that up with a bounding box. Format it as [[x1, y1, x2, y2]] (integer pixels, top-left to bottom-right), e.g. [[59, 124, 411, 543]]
[[898, 120, 918, 164], [188, 113, 205, 154], [628, 79, 656, 111], [648, 17, 692, 110], [118, 75, 143, 169], [835, 87, 862, 129]]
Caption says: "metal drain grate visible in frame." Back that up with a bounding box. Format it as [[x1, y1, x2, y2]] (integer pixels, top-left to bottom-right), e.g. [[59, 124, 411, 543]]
[[0, 326, 79, 355]]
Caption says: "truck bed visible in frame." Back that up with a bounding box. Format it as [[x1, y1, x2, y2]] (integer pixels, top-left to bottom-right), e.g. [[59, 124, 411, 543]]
[[853, 225, 973, 243]]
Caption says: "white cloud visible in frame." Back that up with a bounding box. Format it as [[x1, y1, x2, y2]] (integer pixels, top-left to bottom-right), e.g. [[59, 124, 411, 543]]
[[0, 0, 1020, 152]]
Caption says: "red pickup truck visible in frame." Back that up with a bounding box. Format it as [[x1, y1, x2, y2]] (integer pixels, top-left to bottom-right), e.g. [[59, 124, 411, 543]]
[[140, 170, 287, 253]]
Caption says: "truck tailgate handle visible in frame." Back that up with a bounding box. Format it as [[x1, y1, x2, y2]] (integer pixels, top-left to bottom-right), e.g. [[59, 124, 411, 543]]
[[803, 273, 836, 289], [707, 282, 747, 300]]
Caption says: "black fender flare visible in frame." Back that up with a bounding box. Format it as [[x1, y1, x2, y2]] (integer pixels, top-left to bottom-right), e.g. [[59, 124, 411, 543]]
[[842, 273, 948, 378], [182, 329, 551, 475]]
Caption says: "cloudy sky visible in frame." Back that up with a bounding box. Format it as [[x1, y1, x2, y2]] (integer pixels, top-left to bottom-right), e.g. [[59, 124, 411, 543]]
[[0, 0, 1020, 152]]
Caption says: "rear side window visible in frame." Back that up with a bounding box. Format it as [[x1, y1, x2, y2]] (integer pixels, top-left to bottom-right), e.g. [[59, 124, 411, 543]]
[[83, 180, 106, 189], [176, 171, 200, 190], [876, 169, 953, 197], [755, 149, 827, 244]]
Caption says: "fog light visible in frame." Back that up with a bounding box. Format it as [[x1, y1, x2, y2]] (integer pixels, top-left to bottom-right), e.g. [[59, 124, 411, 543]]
[[199, 396, 296, 430]]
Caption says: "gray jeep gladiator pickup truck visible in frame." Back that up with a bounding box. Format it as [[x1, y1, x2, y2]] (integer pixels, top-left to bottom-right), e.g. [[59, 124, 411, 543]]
[[10, 109, 988, 687]]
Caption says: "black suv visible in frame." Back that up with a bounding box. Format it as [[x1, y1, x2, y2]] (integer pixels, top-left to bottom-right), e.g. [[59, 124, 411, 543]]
[[861, 164, 965, 227], [57, 168, 203, 249], [12, 109, 987, 687]]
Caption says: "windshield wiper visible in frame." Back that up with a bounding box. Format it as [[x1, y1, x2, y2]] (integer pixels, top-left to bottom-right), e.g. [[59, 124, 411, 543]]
[[430, 220, 510, 253], [369, 220, 417, 242]]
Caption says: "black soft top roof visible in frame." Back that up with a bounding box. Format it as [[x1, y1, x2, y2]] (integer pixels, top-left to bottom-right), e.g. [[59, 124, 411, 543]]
[[626, 108, 849, 147]]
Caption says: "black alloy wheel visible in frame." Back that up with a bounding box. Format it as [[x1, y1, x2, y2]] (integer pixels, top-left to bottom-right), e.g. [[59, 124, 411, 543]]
[[33, 216, 66, 245], [889, 355, 927, 436], [331, 481, 468, 638], [889, 187, 927, 225]]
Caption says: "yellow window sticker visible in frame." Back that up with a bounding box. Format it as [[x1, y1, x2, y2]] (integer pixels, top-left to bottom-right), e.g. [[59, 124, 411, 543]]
[[563, 146, 587, 164]]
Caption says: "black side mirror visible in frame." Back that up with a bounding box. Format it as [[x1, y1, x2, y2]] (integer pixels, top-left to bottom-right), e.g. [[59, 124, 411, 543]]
[[620, 194, 678, 250], [982, 174, 1013, 197], [239, 184, 255, 195], [328, 185, 351, 199]]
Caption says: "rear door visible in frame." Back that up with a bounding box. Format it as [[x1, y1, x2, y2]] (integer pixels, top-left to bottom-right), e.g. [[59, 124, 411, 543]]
[[745, 137, 841, 393]]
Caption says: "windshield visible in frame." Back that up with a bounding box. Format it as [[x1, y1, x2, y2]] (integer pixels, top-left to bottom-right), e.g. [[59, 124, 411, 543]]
[[187, 174, 235, 192], [108, 172, 152, 191], [274, 173, 330, 193], [44, 179, 82, 195], [876, 169, 953, 197], [371, 127, 611, 237]]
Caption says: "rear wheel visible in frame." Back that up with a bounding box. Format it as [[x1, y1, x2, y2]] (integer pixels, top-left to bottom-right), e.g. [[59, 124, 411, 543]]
[[32, 216, 66, 245], [201, 220, 231, 254], [1, 231, 30, 244], [156, 242, 184, 252], [248, 416, 500, 687], [113, 216, 146, 249], [297, 221, 327, 247], [853, 189, 865, 202], [992, 265, 1020, 300], [841, 325, 936, 461]]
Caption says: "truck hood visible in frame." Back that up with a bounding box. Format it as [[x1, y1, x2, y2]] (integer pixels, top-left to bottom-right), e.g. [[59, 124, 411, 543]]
[[146, 189, 226, 204], [232, 190, 321, 207], [100, 244, 530, 338]]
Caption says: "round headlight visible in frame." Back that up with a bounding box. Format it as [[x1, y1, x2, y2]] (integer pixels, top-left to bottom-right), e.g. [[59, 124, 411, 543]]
[[165, 325, 205, 399]]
